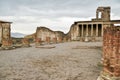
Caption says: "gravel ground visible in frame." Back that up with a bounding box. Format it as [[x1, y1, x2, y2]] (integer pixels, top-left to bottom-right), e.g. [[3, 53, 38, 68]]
[[0, 42, 102, 80]]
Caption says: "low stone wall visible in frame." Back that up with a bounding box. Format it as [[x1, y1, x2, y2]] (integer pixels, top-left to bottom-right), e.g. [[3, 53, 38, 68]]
[[1, 39, 13, 49]]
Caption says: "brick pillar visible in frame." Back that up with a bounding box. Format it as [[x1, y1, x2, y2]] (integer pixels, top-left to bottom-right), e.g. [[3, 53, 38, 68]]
[[99, 26, 120, 80]]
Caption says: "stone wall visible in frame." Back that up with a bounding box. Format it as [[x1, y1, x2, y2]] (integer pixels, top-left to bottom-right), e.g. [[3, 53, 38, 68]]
[[66, 24, 79, 41], [99, 26, 120, 80], [35, 27, 65, 45]]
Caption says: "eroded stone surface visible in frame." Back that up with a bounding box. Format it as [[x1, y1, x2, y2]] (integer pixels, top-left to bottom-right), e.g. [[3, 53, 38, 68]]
[[0, 20, 12, 49], [35, 27, 65, 45], [22, 38, 30, 47], [99, 26, 120, 80]]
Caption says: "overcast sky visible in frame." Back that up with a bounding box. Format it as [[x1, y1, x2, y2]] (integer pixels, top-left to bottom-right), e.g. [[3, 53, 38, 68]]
[[0, 0, 120, 34]]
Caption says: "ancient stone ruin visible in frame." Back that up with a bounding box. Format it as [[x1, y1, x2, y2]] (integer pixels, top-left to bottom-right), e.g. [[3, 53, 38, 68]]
[[22, 38, 30, 47], [98, 26, 120, 80], [35, 27, 65, 46], [67, 7, 120, 42], [0, 20, 12, 49]]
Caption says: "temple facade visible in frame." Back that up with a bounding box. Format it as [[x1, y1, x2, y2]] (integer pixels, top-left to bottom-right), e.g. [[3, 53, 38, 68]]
[[67, 7, 120, 41]]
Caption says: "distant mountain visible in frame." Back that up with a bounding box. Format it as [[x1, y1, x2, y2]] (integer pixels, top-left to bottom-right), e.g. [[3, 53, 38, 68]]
[[11, 32, 26, 38]]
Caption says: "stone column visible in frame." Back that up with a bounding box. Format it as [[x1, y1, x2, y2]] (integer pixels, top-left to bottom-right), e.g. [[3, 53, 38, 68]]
[[96, 24, 98, 37], [86, 24, 88, 36], [85, 24, 89, 42], [101, 24, 103, 36], [0, 24, 2, 44], [77, 24, 80, 37], [91, 24, 93, 36], [81, 24, 84, 37]]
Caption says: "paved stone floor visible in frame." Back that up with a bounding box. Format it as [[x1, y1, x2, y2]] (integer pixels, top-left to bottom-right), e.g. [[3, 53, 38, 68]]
[[0, 42, 102, 80]]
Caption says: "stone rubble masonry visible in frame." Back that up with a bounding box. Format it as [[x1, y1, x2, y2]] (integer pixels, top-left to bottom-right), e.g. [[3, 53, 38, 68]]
[[2, 39, 12, 49], [22, 38, 30, 47], [53, 37, 57, 43], [35, 27, 65, 45], [58, 37, 63, 43], [35, 38, 42, 46], [46, 37, 50, 44], [63, 37, 67, 42], [100, 26, 120, 80]]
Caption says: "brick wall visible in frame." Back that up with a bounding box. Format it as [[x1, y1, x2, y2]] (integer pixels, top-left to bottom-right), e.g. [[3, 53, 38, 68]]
[[103, 26, 120, 77]]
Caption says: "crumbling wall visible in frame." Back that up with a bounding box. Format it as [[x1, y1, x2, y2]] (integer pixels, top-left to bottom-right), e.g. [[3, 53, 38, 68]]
[[36, 27, 65, 45], [101, 26, 120, 79], [66, 24, 79, 41], [92, 7, 111, 21]]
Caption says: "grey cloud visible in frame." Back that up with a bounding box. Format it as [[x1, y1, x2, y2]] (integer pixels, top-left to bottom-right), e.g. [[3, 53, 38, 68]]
[[0, 0, 120, 20], [0, 0, 120, 34], [1, 0, 120, 17]]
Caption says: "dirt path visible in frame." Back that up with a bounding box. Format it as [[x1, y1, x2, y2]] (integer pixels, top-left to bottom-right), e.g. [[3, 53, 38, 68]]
[[0, 42, 102, 80]]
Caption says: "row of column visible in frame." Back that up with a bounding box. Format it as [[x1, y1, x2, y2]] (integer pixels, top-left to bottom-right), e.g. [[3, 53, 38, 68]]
[[78, 24, 102, 37]]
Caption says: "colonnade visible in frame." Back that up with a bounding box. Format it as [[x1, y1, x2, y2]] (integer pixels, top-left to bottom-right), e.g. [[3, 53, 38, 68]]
[[78, 24, 103, 37]]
